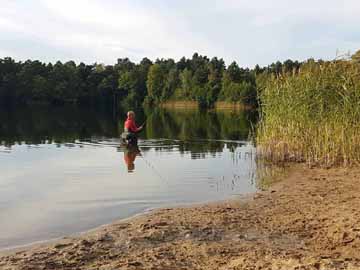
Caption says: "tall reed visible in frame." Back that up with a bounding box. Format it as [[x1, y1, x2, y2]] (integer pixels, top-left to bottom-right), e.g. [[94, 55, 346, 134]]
[[257, 59, 360, 167]]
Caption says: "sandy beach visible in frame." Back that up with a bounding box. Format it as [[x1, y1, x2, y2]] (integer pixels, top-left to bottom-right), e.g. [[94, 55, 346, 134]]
[[1, 164, 360, 270]]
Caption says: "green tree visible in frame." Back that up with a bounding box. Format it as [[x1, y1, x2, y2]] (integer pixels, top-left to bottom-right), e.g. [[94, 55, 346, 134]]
[[206, 57, 225, 106], [178, 68, 193, 99], [146, 64, 165, 101], [163, 68, 179, 100]]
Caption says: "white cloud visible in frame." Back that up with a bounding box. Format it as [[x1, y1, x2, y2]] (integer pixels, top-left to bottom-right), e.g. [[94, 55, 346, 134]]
[[0, 0, 360, 66]]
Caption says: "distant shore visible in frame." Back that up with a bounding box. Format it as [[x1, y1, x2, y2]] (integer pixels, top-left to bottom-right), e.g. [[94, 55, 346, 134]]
[[1, 165, 360, 269], [159, 100, 252, 110]]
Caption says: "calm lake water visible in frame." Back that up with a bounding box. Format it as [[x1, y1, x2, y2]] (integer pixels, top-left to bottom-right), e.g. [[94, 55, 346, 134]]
[[0, 106, 257, 250]]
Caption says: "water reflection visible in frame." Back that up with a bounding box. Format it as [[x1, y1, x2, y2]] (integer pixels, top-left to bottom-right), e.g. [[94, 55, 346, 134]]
[[0, 106, 117, 146], [0, 106, 256, 157], [0, 106, 259, 250], [140, 107, 255, 141], [122, 145, 141, 173]]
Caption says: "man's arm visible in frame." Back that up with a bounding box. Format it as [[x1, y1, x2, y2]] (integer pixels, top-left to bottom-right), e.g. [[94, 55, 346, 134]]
[[132, 121, 142, 133]]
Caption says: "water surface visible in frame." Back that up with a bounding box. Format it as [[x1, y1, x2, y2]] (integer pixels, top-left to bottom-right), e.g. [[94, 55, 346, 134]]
[[0, 106, 257, 250]]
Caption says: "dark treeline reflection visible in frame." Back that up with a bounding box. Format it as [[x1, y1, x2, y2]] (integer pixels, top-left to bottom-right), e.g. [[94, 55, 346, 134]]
[[1, 106, 256, 156], [0, 106, 118, 147], [142, 108, 255, 141], [137, 108, 256, 157]]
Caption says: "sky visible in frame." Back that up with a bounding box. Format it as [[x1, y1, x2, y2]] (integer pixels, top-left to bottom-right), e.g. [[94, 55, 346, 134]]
[[1, 0, 360, 67]]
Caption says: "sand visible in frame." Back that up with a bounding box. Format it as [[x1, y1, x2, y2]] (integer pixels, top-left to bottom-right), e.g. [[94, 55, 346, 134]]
[[1, 165, 360, 270]]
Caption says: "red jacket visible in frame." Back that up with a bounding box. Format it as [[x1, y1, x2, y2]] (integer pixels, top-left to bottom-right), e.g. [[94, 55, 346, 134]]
[[124, 117, 141, 133]]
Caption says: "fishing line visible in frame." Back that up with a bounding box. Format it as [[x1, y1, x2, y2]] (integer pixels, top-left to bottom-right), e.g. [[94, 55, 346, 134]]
[[129, 109, 170, 184], [138, 151, 169, 185], [76, 138, 168, 185]]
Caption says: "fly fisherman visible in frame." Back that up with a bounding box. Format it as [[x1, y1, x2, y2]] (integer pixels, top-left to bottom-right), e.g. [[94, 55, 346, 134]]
[[122, 111, 143, 145]]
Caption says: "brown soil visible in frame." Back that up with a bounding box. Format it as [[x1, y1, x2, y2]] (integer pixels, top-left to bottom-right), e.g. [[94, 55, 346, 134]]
[[1, 165, 360, 270]]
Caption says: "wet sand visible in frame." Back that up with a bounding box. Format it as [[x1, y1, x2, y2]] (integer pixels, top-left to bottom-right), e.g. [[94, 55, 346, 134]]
[[1, 165, 360, 270]]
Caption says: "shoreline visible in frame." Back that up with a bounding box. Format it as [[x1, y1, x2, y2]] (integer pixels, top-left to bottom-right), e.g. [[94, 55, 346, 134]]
[[1, 164, 360, 269], [0, 196, 253, 255], [158, 100, 253, 110], [0, 208, 155, 254]]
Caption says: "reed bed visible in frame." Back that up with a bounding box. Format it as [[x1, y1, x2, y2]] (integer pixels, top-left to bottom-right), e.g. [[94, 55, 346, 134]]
[[257, 59, 360, 167]]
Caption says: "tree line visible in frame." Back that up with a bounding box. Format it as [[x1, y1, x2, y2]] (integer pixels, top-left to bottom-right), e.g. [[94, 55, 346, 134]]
[[0, 53, 302, 108]]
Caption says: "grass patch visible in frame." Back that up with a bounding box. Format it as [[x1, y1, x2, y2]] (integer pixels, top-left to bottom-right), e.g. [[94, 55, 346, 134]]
[[257, 57, 360, 167]]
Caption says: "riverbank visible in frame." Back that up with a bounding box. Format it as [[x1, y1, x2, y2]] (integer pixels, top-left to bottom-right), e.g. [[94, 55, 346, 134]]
[[1, 165, 360, 269], [159, 100, 252, 110], [159, 101, 199, 109]]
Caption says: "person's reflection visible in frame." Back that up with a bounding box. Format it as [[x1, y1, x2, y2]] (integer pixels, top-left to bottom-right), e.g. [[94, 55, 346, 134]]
[[123, 145, 140, 173]]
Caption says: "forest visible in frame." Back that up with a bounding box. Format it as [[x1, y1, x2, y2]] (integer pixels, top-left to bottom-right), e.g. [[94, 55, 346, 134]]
[[0, 53, 301, 108]]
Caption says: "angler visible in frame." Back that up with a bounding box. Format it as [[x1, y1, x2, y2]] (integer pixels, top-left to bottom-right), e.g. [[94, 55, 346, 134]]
[[121, 111, 144, 146]]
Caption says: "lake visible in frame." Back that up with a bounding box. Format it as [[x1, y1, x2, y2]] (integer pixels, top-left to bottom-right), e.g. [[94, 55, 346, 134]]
[[0, 106, 258, 250]]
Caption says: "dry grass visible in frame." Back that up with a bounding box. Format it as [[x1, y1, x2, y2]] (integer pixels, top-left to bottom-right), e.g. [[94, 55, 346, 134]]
[[257, 59, 360, 167]]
